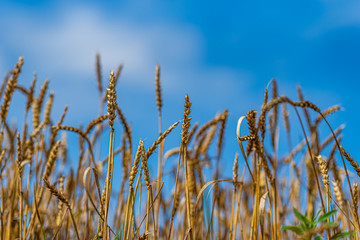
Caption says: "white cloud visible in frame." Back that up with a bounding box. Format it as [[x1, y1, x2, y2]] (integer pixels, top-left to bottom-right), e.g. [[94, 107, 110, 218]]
[[2, 7, 204, 85], [0, 5, 252, 123]]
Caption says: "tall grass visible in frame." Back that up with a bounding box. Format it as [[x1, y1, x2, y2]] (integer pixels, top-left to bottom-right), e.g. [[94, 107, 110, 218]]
[[0, 55, 359, 239]]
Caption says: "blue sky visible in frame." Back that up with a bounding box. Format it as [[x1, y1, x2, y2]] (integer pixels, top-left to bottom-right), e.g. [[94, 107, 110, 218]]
[[1, 1, 360, 182]]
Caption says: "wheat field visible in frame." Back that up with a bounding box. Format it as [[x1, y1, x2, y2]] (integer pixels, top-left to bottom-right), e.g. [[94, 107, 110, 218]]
[[0, 55, 358, 239]]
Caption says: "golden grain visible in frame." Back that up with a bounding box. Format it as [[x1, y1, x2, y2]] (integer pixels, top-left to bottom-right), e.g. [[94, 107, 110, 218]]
[[200, 125, 216, 155], [145, 121, 179, 160], [25, 73, 37, 114], [43, 140, 61, 180], [341, 145, 360, 178], [85, 114, 108, 135], [245, 110, 257, 156], [182, 95, 192, 144], [316, 155, 329, 193], [314, 105, 341, 127], [107, 71, 117, 128], [56, 176, 65, 226], [353, 183, 359, 223], [232, 153, 239, 185], [44, 91, 54, 126], [0, 71, 10, 98], [129, 140, 144, 187], [32, 97, 40, 129], [332, 180, 345, 210], [37, 79, 49, 112], [16, 133, 23, 175], [155, 64, 162, 114], [43, 178, 70, 208], [55, 125, 87, 140], [141, 152, 151, 190], [0, 56, 24, 123], [238, 134, 255, 142], [216, 109, 228, 159]]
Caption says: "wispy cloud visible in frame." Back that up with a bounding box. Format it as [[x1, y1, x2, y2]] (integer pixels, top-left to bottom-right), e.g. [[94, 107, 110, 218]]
[[304, 1, 360, 38], [1, 7, 204, 84], [0, 5, 253, 123], [325, 1, 360, 26]]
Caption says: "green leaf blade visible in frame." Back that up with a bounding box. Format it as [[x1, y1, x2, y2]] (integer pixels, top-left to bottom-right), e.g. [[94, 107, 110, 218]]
[[281, 225, 304, 235], [317, 209, 337, 224], [330, 231, 355, 240], [293, 208, 311, 229]]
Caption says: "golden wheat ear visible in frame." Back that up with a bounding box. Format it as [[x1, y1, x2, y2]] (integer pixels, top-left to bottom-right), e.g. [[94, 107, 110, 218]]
[[0, 56, 24, 124], [43, 91, 54, 126], [43, 140, 61, 180], [43, 178, 80, 240], [107, 70, 117, 128]]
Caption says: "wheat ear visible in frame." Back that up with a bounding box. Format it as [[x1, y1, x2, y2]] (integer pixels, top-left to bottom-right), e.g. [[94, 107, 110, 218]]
[[353, 183, 359, 225], [96, 52, 103, 93], [1, 56, 24, 124], [340, 146, 360, 178], [84, 114, 108, 135], [43, 178, 80, 240], [43, 140, 61, 180], [44, 91, 54, 126], [316, 155, 330, 213], [0, 71, 10, 99], [37, 79, 49, 113], [25, 73, 36, 115]]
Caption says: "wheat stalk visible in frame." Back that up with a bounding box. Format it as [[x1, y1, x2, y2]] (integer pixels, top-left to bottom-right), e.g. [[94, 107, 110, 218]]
[[229, 153, 239, 240], [181, 94, 194, 239], [155, 63, 163, 238]]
